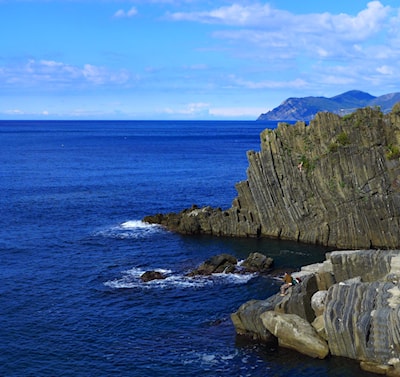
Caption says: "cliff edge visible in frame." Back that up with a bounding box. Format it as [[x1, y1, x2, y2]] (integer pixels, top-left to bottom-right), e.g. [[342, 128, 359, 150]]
[[144, 104, 400, 250]]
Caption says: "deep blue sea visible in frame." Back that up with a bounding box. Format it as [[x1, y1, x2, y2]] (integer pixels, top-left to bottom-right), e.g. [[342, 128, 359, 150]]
[[0, 120, 375, 376]]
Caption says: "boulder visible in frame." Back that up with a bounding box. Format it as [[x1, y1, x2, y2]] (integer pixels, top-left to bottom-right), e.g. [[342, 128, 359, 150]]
[[241, 252, 273, 273], [231, 299, 277, 343], [260, 311, 329, 359], [187, 253, 238, 276], [311, 290, 328, 317], [140, 271, 166, 282]]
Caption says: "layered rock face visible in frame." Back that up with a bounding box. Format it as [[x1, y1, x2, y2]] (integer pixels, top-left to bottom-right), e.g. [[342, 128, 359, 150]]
[[144, 104, 400, 249], [231, 250, 400, 375]]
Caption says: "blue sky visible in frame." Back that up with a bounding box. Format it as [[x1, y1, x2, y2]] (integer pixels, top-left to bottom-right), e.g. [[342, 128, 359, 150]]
[[0, 0, 399, 120]]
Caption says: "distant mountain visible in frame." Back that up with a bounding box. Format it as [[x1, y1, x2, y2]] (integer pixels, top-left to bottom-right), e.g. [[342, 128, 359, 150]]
[[257, 90, 400, 121]]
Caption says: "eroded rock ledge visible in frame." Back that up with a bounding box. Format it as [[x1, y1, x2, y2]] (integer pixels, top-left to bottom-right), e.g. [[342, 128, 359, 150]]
[[231, 249, 400, 375], [144, 104, 400, 249]]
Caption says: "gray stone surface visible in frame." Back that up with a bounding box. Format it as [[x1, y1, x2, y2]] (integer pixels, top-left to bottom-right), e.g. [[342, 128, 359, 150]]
[[231, 249, 400, 373], [260, 311, 329, 359]]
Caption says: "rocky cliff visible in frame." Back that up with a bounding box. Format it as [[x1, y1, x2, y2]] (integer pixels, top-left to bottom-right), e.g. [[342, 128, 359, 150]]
[[144, 104, 400, 250], [231, 249, 400, 375], [257, 90, 400, 121]]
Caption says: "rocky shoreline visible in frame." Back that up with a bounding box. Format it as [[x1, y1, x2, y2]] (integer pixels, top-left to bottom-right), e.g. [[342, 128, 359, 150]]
[[231, 249, 400, 375], [144, 105, 400, 375]]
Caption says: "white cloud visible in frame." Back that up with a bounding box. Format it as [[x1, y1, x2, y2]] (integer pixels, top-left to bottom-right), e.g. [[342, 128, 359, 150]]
[[161, 103, 266, 119], [114, 6, 138, 18], [168, 1, 389, 37], [376, 65, 393, 75], [166, 1, 400, 93], [4, 109, 25, 115], [0, 59, 130, 88], [83, 64, 107, 84], [325, 1, 389, 40], [231, 76, 307, 90], [163, 102, 210, 115], [168, 1, 393, 57], [168, 3, 285, 26], [209, 106, 266, 118], [2, 108, 50, 117]]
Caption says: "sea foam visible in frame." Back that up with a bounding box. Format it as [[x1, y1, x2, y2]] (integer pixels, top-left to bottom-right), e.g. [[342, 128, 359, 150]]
[[104, 267, 256, 290], [120, 220, 155, 229], [94, 220, 162, 239]]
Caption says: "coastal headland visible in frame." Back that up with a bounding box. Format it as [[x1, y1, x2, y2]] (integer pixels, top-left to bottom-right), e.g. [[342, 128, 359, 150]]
[[144, 103, 400, 375], [145, 103, 400, 250]]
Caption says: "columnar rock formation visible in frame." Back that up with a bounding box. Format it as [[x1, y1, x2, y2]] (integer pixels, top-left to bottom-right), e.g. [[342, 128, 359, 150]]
[[144, 104, 400, 249], [231, 250, 400, 375]]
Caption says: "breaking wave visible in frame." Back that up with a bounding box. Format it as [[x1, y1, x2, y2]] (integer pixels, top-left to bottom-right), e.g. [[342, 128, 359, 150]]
[[104, 266, 256, 290], [94, 220, 163, 239]]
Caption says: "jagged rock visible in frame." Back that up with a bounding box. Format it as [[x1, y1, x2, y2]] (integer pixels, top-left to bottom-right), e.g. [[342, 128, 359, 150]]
[[241, 252, 273, 273], [275, 274, 318, 323], [187, 253, 238, 276], [145, 104, 400, 250], [260, 311, 329, 359], [329, 249, 395, 282], [231, 273, 318, 342], [186, 252, 274, 277], [140, 271, 166, 282], [230, 299, 277, 342], [324, 280, 400, 364], [315, 271, 336, 291]]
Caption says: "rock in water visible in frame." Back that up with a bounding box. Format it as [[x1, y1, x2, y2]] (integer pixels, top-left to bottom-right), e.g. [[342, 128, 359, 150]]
[[241, 252, 273, 273], [187, 253, 238, 276], [141, 271, 166, 282]]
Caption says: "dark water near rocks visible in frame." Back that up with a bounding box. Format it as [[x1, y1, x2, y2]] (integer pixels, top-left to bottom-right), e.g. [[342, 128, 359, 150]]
[[0, 120, 375, 376]]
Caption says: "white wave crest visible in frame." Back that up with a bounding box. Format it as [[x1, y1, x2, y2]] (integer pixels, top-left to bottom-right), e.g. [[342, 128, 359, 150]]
[[94, 220, 162, 239], [182, 349, 240, 368], [104, 267, 256, 290], [120, 220, 155, 229]]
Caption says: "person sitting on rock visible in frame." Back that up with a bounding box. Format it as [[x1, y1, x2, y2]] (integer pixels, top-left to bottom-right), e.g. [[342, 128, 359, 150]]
[[280, 272, 293, 296]]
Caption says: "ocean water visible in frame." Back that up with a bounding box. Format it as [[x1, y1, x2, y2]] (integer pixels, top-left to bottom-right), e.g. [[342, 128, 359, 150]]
[[0, 120, 375, 377]]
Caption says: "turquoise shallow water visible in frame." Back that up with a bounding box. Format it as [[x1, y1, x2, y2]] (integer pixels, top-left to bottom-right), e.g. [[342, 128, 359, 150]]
[[0, 120, 375, 376]]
